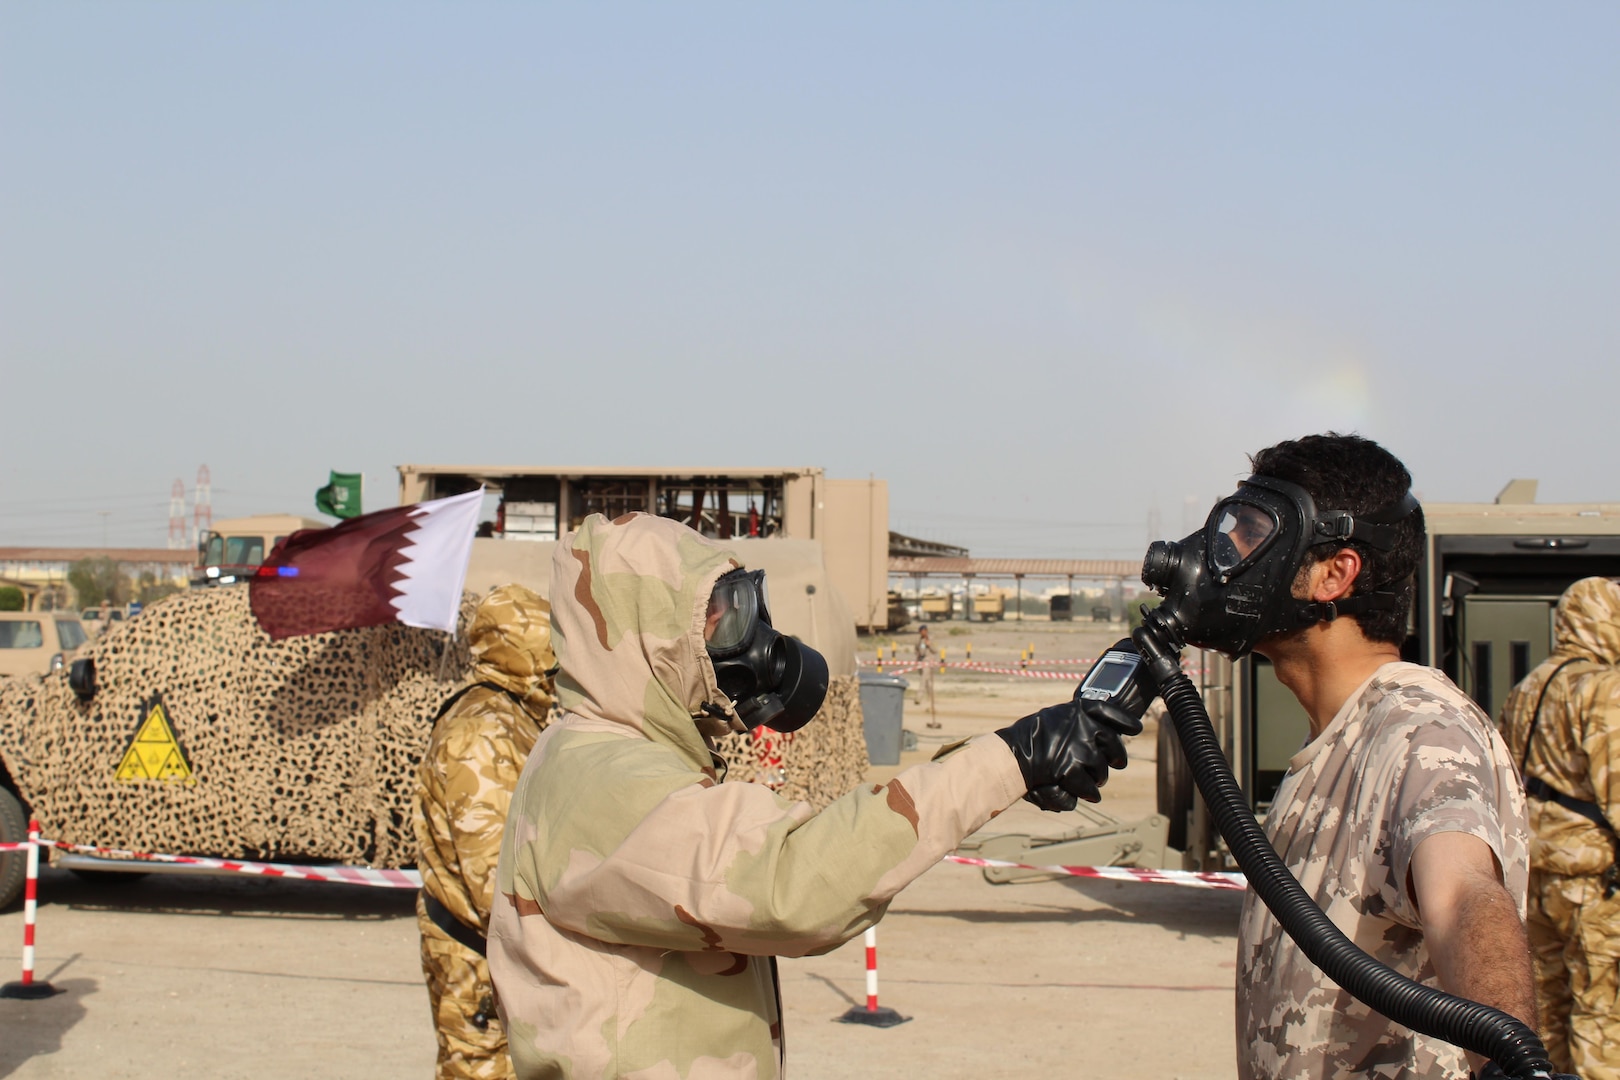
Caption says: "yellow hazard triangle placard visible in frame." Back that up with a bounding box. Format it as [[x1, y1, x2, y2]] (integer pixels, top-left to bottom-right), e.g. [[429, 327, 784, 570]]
[[115, 697, 195, 784]]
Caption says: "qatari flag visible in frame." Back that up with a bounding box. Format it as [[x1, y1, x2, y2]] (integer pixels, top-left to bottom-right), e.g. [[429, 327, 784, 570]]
[[249, 489, 483, 639]]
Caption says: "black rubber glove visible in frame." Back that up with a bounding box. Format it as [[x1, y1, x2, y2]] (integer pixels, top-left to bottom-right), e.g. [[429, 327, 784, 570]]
[[994, 699, 1143, 812]]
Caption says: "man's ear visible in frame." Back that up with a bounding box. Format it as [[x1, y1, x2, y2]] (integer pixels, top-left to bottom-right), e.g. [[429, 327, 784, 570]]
[[1312, 547, 1363, 603]]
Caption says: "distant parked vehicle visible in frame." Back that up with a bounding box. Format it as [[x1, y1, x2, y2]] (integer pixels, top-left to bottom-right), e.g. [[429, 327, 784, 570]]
[[193, 514, 327, 586], [970, 592, 1005, 622], [80, 606, 128, 637], [0, 612, 89, 678], [885, 591, 911, 632]]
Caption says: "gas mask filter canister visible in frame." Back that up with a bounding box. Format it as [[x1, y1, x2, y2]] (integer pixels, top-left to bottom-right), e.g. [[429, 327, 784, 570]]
[[1140, 474, 1420, 658], [705, 569, 830, 733]]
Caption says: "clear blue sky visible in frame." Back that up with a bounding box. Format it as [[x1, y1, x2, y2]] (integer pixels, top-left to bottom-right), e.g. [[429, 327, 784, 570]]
[[3, 3, 1615, 556]]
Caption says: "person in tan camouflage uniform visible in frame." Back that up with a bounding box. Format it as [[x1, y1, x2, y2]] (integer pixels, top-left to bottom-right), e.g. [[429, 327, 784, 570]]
[[1227, 435, 1535, 1080], [1499, 576, 1620, 1080], [487, 512, 1142, 1080], [415, 584, 555, 1080]]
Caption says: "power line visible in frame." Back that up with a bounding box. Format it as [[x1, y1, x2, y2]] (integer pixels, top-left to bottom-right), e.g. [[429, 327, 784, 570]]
[[0, 493, 170, 510]]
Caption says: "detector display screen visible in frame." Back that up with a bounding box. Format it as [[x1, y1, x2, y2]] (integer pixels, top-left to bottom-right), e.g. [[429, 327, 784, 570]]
[[1079, 653, 1139, 700]]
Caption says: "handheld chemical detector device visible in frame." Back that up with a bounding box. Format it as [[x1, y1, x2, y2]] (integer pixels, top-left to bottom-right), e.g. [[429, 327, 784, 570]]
[[1075, 638, 1150, 716]]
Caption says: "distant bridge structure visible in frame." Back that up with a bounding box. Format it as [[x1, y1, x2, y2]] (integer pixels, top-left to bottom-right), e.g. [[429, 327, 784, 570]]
[[887, 556, 1142, 623]]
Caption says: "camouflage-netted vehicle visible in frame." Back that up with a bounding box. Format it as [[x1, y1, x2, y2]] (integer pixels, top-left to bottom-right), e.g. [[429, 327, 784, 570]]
[[0, 587, 869, 908]]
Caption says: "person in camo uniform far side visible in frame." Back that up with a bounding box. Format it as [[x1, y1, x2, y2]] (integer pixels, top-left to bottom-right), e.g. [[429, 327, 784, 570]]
[[487, 511, 1145, 1080], [1499, 576, 1620, 1080], [415, 584, 556, 1080]]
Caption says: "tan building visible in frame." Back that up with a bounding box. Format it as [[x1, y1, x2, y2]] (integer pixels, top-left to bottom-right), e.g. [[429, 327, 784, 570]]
[[397, 465, 891, 632]]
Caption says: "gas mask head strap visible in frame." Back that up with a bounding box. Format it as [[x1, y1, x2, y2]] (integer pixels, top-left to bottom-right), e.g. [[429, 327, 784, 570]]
[[1287, 591, 1402, 630], [1282, 487, 1418, 632], [1308, 491, 1421, 552]]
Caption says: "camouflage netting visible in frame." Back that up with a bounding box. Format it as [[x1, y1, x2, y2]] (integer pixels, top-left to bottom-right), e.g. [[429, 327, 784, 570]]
[[0, 588, 867, 867], [0, 587, 476, 867]]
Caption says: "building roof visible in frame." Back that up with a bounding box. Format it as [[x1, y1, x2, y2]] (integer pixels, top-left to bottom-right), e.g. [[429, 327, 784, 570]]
[[398, 465, 823, 480], [889, 556, 1140, 578], [888, 530, 970, 559], [0, 547, 194, 565]]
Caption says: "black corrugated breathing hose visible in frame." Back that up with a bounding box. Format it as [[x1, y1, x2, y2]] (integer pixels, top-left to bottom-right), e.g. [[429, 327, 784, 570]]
[[1132, 624, 1557, 1080]]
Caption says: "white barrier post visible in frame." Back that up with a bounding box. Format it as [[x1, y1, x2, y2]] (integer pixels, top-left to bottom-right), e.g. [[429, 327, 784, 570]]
[[836, 926, 908, 1027], [2, 819, 62, 1000]]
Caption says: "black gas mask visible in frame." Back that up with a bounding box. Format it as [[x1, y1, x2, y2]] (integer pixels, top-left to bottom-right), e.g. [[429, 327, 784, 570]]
[[1140, 474, 1420, 658], [705, 568, 829, 733]]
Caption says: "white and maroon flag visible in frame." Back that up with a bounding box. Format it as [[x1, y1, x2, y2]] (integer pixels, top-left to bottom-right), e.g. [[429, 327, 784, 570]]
[[249, 489, 483, 639]]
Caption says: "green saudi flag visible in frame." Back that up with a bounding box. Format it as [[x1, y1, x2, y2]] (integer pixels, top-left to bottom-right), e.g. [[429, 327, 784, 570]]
[[315, 471, 363, 519]]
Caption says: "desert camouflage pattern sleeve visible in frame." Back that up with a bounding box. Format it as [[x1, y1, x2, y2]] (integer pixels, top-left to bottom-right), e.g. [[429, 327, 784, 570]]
[[1386, 684, 1531, 925], [507, 512, 1026, 950], [500, 723, 1023, 957]]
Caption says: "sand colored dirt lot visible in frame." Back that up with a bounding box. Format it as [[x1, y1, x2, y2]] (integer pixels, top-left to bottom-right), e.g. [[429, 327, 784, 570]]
[[1, 620, 1243, 1080]]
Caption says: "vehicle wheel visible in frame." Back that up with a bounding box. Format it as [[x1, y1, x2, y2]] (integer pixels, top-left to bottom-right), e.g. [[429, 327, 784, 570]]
[[1156, 717, 1194, 853], [0, 786, 26, 911]]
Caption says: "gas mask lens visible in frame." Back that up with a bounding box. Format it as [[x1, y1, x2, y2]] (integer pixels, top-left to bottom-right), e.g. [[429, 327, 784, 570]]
[[705, 571, 760, 655], [1208, 500, 1278, 579], [704, 567, 830, 734]]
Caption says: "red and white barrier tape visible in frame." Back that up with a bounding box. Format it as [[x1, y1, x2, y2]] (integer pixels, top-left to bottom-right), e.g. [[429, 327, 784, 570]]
[[862, 660, 1083, 680], [945, 854, 1246, 891], [861, 658, 1211, 680], [4, 838, 422, 888], [946, 665, 1077, 680], [5, 844, 1242, 894]]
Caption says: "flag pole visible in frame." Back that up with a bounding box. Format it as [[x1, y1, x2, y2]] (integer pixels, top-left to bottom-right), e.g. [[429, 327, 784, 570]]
[[438, 624, 458, 682]]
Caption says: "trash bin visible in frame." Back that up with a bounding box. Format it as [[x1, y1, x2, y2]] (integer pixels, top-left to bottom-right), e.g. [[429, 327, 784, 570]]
[[857, 671, 909, 766]]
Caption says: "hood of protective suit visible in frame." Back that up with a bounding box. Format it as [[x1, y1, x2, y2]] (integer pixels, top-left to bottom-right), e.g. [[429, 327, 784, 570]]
[[1551, 576, 1620, 666], [468, 583, 556, 720], [550, 513, 741, 773]]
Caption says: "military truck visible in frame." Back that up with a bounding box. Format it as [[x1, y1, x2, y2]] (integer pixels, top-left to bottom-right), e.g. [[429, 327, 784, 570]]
[[193, 514, 327, 586], [1162, 480, 1620, 868], [969, 590, 1006, 622]]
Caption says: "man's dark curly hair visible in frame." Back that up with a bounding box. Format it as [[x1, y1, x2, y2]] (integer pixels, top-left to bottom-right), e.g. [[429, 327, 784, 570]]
[[1249, 433, 1425, 645]]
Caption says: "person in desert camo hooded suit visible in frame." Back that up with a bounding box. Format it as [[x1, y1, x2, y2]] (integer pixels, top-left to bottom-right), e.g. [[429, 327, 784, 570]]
[[488, 512, 1143, 1080]]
